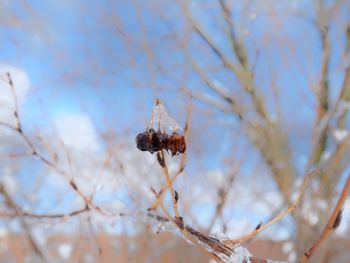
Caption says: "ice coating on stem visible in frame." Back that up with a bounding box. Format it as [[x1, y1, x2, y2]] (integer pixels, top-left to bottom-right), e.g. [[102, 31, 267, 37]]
[[228, 246, 252, 263], [149, 99, 183, 134]]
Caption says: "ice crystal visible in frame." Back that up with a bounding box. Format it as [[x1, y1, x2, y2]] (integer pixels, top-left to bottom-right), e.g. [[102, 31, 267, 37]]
[[148, 99, 183, 134]]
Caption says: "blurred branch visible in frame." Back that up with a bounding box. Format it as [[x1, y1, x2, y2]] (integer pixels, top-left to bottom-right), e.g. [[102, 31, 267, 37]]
[[182, 3, 239, 74], [0, 206, 89, 219], [308, 1, 349, 167], [224, 171, 317, 245], [0, 73, 107, 217], [185, 5, 268, 120], [246, 121, 295, 203], [320, 133, 350, 198], [310, 23, 330, 165], [207, 171, 236, 233], [151, 186, 221, 261], [190, 91, 233, 113], [300, 173, 350, 262], [192, 61, 244, 118], [151, 155, 269, 262], [212, 0, 269, 121], [336, 24, 350, 129], [0, 183, 46, 261], [140, 99, 298, 262], [181, 1, 296, 204], [306, 23, 350, 198], [131, 0, 157, 88], [157, 150, 181, 218], [218, 0, 248, 69], [149, 103, 192, 210]]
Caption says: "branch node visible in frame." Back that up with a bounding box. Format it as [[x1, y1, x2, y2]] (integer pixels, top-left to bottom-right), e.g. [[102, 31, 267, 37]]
[[174, 190, 179, 203], [156, 152, 165, 167], [174, 216, 184, 229], [70, 180, 78, 191], [255, 222, 263, 230], [333, 208, 343, 229]]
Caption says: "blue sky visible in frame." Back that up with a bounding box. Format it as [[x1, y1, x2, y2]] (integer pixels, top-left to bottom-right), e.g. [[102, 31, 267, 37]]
[[2, 0, 346, 137]]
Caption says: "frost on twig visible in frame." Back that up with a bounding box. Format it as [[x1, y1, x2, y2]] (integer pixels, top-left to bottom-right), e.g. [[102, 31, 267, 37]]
[[227, 246, 252, 263]]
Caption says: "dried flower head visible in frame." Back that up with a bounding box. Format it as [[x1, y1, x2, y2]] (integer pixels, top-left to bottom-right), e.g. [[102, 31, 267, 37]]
[[136, 99, 186, 156]]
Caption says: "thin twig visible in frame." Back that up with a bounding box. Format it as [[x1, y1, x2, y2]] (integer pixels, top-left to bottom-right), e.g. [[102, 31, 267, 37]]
[[0, 183, 47, 261], [158, 150, 181, 218], [224, 171, 317, 245], [153, 191, 221, 262], [299, 173, 350, 263], [0, 207, 89, 219], [207, 171, 236, 232], [150, 104, 192, 210], [2, 72, 107, 217]]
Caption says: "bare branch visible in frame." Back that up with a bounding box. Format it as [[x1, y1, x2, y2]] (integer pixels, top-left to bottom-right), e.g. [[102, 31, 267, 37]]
[[300, 173, 350, 262], [224, 171, 317, 245]]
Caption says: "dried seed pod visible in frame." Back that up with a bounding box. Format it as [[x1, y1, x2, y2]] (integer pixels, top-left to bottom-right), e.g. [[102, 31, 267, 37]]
[[136, 100, 186, 155], [166, 132, 186, 156]]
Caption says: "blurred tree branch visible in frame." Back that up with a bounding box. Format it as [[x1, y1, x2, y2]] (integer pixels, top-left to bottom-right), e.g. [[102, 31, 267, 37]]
[[182, 0, 295, 205], [0, 183, 46, 261], [300, 173, 350, 262]]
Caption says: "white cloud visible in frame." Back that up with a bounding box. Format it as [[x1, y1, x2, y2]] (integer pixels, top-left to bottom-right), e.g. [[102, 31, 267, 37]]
[[0, 64, 30, 126], [46, 113, 106, 197], [54, 113, 100, 152]]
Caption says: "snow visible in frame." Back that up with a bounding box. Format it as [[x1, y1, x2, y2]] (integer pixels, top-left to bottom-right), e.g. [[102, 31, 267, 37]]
[[282, 241, 296, 261], [333, 129, 348, 142], [58, 243, 72, 260], [282, 241, 293, 254], [228, 246, 252, 263], [287, 252, 297, 262], [301, 201, 319, 226]]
